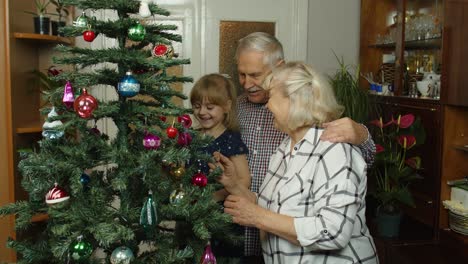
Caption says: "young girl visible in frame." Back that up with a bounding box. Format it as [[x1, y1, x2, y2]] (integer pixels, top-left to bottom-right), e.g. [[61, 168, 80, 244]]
[[190, 73, 250, 258], [190, 73, 250, 200]]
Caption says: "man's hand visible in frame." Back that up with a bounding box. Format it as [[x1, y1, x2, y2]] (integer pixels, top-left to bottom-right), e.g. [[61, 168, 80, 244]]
[[321, 117, 368, 145]]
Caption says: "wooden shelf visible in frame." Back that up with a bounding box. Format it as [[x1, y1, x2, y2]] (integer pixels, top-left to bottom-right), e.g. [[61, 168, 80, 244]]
[[13, 32, 73, 45], [454, 145, 468, 153], [369, 37, 442, 50], [16, 124, 42, 134], [405, 37, 442, 50], [31, 213, 48, 223]]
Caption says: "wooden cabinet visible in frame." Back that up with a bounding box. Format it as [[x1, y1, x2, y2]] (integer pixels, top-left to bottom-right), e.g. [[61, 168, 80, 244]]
[[369, 95, 443, 239], [0, 1, 73, 262], [361, 0, 468, 262], [441, 0, 468, 106]]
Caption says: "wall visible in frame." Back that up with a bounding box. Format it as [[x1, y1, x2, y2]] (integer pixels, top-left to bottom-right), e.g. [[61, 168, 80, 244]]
[[306, 0, 361, 76]]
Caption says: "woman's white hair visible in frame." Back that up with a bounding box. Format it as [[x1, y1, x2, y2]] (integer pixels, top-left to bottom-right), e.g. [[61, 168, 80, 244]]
[[235, 32, 284, 68], [263, 61, 344, 130]]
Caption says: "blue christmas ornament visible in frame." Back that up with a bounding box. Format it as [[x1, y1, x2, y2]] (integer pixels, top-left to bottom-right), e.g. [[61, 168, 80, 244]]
[[118, 71, 140, 97], [80, 173, 91, 186]]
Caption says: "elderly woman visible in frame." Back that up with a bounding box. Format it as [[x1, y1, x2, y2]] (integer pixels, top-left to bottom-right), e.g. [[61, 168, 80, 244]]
[[212, 62, 378, 264]]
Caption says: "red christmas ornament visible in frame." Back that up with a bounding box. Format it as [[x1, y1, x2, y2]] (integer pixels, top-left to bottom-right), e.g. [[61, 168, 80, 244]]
[[83, 30, 96, 42], [166, 126, 178, 138], [74, 88, 98, 119], [48, 66, 62, 76], [152, 43, 174, 58], [191, 172, 208, 187], [177, 114, 192, 128], [152, 44, 168, 57], [159, 116, 167, 122], [45, 183, 70, 204]]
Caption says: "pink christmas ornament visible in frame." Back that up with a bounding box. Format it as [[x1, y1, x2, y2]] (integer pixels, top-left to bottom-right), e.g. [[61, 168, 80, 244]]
[[45, 183, 70, 204], [143, 133, 161, 150], [63, 81, 75, 108], [200, 244, 216, 264]]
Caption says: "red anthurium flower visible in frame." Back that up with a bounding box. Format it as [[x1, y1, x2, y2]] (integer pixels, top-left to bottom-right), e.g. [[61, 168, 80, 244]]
[[370, 117, 383, 128], [376, 144, 385, 154], [371, 117, 394, 128], [405, 157, 421, 169], [398, 114, 415, 128], [397, 135, 416, 149], [383, 118, 394, 127]]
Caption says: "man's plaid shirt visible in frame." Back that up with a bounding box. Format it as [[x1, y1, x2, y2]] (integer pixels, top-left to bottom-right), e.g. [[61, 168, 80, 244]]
[[238, 94, 287, 256], [237, 94, 376, 257]]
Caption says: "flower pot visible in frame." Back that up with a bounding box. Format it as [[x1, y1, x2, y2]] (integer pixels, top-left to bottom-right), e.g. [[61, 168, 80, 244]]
[[51, 21, 66, 36], [33, 16, 50, 35], [376, 210, 402, 238]]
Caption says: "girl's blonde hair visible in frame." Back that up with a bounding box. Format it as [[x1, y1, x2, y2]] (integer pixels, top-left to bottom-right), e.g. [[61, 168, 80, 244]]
[[263, 62, 344, 131], [190, 73, 239, 131]]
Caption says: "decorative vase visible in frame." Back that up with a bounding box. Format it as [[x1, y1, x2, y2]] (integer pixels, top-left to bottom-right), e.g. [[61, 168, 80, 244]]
[[376, 210, 402, 238], [33, 15, 50, 35]]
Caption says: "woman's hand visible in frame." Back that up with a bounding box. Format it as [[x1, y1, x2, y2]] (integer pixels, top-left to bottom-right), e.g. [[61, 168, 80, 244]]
[[224, 195, 262, 227]]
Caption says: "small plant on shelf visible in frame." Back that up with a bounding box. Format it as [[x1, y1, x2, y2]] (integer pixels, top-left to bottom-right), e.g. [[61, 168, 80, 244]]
[[50, 0, 69, 23], [49, 0, 69, 35], [24, 0, 52, 35], [24, 0, 51, 17]]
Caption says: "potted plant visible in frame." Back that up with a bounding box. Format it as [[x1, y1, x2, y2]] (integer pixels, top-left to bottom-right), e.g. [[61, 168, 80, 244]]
[[328, 53, 368, 123], [50, 0, 69, 36], [24, 0, 51, 35], [368, 113, 426, 237]]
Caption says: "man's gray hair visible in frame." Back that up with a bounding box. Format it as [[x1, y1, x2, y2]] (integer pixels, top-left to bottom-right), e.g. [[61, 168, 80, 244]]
[[235, 32, 284, 68]]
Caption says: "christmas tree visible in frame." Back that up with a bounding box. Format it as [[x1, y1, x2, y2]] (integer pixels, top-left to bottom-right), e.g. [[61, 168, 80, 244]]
[[0, 1, 231, 263]]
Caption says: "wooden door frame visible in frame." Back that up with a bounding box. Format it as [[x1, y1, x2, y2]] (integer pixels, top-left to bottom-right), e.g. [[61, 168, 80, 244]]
[[0, 0, 16, 262]]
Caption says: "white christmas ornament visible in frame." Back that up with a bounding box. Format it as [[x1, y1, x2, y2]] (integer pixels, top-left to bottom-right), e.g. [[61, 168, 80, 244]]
[[138, 0, 157, 17], [42, 107, 64, 140]]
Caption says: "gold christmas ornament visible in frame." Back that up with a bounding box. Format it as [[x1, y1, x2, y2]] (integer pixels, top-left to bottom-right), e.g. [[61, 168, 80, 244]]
[[170, 166, 185, 179]]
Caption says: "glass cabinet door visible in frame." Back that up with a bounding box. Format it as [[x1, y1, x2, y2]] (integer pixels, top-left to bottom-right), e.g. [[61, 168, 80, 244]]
[[360, 0, 443, 100]]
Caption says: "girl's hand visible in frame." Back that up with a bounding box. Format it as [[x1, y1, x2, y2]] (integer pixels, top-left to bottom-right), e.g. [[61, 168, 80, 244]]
[[209, 151, 238, 191]]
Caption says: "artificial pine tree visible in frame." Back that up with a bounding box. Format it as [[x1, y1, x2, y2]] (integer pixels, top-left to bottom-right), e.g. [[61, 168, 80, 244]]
[[0, 1, 233, 263]]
